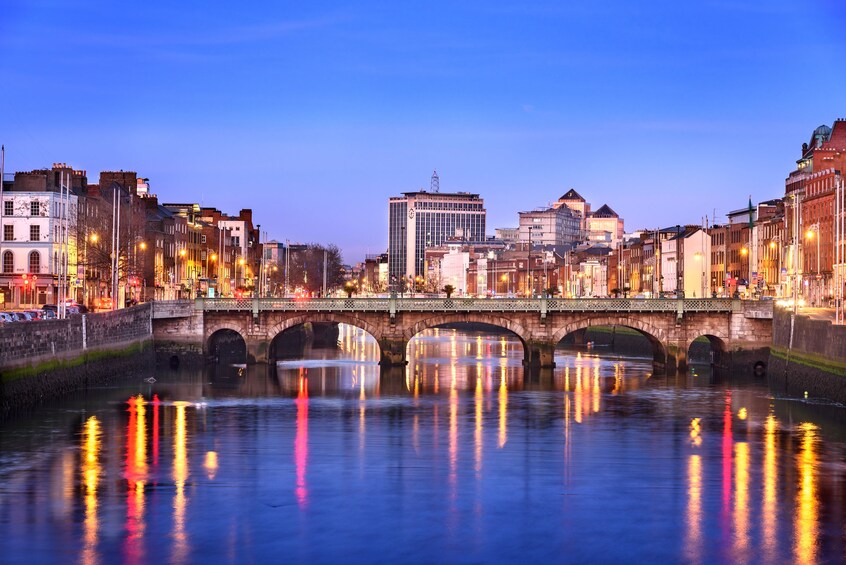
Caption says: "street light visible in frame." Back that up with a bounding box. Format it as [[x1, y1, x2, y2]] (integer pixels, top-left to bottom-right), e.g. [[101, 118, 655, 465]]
[[178, 248, 187, 299], [238, 257, 246, 294], [84, 232, 98, 309], [805, 223, 820, 305], [768, 239, 781, 297]]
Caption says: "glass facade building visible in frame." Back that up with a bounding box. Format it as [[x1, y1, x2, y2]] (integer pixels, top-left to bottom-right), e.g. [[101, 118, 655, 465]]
[[388, 191, 486, 286]]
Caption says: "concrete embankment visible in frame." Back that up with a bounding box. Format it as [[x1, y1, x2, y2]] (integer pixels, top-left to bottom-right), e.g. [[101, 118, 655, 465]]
[[769, 308, 846, 404], [0, 304, 154, 418]]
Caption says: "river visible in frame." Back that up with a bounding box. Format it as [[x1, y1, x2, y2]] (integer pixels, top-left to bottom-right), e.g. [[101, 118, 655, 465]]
[[1, 325, 845, 563]]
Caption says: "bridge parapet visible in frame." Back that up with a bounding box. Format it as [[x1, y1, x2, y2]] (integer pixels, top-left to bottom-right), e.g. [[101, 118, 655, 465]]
[[152, 299, 196, 319], [191, 297, 739, 314], [741, 300, 774, 319]]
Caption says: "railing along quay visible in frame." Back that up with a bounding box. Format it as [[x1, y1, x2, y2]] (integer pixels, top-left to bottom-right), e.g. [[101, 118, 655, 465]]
[[192, 297, 739, 314]]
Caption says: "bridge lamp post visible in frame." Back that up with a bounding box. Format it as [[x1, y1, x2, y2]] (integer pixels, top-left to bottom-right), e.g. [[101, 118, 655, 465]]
[[740, 247, 748, 297], [209, 253, 217, 294], [238, 257, 246, 294]]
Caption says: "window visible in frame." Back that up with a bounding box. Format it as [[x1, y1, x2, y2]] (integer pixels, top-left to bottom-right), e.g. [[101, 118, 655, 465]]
[[28, 251, 40, 274], [30, 225, 40, 241], [201, 235, 207, 244], [2, 251, 12, 273], [3, 201, 11, 216], [30, 200, 39, 216], [3, 225, 12, 241]]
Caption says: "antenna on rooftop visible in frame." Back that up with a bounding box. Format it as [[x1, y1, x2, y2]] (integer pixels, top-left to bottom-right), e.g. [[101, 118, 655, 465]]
[[431, 170, 439, 192]]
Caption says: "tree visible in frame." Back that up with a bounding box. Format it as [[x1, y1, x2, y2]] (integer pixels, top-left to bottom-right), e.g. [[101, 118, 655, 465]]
[[343, 280, 357, 298], [545, 286, 559, 298], [443, 284, 455, 298], [285, 243, 345, 295]]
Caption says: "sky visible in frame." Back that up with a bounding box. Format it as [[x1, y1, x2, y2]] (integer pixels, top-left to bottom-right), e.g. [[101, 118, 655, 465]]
[[2, 0, 846, 263]]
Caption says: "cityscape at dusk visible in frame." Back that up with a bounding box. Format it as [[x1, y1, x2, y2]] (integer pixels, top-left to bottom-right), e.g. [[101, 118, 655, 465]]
[[3, 2, 846, 564], [2, 1, 846, 260]]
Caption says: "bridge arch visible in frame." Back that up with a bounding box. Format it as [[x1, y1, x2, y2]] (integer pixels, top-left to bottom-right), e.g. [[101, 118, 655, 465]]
[[204, 321, 248, 351], [265, 313, 383, 362], [266, 313, 382, 342], [406, 314, 531, 362], [550, 315, 668, 366], [686, 333, 729, 368], [207, 328, 248, 363]]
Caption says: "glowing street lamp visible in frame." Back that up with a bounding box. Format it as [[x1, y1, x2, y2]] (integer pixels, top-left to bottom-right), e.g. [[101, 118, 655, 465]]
[[177, 248, 187, 298], [805, 223, 820, 304]]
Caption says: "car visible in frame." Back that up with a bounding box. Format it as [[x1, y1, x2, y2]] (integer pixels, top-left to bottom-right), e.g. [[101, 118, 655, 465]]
[[0, 312, 14, 323], [15, 312, 33, 322], [24, 310, 44, 321], [42, 304, 58, 313], [40, 309, 57, 320]]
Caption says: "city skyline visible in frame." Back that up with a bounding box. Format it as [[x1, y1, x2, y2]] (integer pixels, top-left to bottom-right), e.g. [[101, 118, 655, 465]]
[[2, 1, 845, 262]]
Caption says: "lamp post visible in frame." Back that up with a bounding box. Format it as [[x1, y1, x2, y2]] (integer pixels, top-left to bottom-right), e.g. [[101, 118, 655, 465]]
[[768, 239, 780, 297], [740, 246, 748, 297], [84, 232, 98, 309], [238, 257, 246, 295], [177, 248, 186, 299], [805, 223, 820, 305], [208, 252, 217, 296]]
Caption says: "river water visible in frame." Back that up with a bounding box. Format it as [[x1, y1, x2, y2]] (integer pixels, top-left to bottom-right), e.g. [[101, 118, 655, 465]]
[[1, 325, 845, 564]]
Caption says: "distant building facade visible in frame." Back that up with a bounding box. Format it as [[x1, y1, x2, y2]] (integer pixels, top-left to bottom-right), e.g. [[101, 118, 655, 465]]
[[388, 189, 486, 285]]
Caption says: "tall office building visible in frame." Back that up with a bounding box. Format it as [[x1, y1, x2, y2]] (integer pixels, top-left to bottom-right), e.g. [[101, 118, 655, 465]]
[[388, 187, 486, 285]]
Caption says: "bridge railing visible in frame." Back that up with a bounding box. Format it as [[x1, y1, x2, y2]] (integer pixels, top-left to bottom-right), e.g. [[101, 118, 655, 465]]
[[190, 297, 739, 313]]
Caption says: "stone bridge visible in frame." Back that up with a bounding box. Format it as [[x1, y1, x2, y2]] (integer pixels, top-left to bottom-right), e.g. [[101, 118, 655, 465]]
[[152, 297, 773, 373]]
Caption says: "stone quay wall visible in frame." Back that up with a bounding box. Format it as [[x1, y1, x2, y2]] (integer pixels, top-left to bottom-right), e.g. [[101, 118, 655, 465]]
[[770, 308, 846, 403], [0, 304, 154, 417], [0, 303, 153, 371]]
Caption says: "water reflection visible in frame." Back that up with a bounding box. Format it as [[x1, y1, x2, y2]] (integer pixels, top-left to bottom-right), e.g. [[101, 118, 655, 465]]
[[124, 395, 147, 565], [80, 416, 101, 565], [172, 401, 190, 564], [0, 324, 845, 563], [795, 422, 819, 564], [295, 374, 309, 509]]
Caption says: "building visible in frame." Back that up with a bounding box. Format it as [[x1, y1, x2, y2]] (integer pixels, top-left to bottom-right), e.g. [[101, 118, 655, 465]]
[[0, 164, 81, 308], [784, 120, 846, 304], [553, 188, 590, 239], [388, 180, 486, 285], [517, 204, 581, 247], [661, 226, 710, 298], [587, 204, 624, 245], [494, 227, 519, 243]]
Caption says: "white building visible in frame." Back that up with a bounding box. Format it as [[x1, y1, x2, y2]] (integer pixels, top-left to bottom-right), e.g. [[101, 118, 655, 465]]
[[661, 227, 711, 298], [440, 247, 471, 296], [1, 181, 78, 307]]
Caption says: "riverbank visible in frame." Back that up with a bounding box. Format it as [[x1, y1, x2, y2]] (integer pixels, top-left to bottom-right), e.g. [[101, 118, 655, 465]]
[[0, 305, 154, 418], [769, 308, 846, 404]]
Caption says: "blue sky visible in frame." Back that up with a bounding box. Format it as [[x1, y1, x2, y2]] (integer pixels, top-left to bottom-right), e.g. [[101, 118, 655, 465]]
[[2, 0, 845, 262]]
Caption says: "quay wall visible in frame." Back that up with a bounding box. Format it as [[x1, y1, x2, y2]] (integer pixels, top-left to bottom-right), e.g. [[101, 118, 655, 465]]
[[769, 308, 846, 403], [0, 304, 154, 417]]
